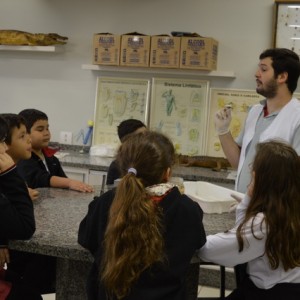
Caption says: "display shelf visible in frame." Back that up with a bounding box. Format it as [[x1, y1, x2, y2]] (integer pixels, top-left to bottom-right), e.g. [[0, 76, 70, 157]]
[[0, 45, 63, 52], [81, 64, 236, 78]]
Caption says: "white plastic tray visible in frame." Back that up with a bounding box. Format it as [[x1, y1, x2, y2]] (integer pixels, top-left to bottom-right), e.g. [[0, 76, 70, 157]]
[[183, 181, 244, 214]]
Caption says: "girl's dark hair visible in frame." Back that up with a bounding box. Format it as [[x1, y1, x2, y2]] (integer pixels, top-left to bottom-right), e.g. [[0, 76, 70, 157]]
[[0, 116, 8, 142], [0, 113, 26, 144], [260, 48, 300, 93], [101, 131, 175, 299], [18, 109, 48, 133], [237, 140, 300, 271]]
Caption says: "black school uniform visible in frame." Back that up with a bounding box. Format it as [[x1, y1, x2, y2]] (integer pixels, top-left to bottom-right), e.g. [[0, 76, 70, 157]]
[[10, 150, 64, 294], [78, 187, 206, 300], [17, 150, 66, 188], [106, 160, 120, 185], [0, 166, 35, 246], [0, 166, 41, 299]]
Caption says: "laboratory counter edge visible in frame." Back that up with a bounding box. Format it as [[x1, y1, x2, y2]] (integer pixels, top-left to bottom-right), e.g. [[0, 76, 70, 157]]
[[57, 149, 236, 187]]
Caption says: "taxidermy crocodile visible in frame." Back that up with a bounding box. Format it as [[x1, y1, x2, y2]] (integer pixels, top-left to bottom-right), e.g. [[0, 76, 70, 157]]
[[0, 30, 68, 46], [176, 154, 232, 172]]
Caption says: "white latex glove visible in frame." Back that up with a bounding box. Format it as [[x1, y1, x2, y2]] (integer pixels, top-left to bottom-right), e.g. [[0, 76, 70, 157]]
[[214, 107, 232, 135]]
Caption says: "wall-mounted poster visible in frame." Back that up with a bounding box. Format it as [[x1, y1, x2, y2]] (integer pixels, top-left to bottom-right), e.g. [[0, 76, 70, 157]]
[[150, 78, 209, 155], [93, 77, 150, 147], [206, 89, 264, 157]]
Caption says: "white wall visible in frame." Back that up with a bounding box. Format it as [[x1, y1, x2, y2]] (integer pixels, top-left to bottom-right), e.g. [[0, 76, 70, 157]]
[[0, 0, 279, 144]]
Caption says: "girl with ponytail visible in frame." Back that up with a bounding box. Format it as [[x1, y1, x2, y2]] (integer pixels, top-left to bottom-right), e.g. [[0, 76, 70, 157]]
[[78, 131, 206, 300]]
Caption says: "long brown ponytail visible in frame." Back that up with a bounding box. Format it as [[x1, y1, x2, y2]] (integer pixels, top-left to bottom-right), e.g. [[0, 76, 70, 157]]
[[101, 131, 175, 299]]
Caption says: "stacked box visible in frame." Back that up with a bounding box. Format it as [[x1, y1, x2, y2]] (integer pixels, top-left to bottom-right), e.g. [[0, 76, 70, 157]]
[[120, 32, 150, 67], [180, 37, 218, 71], [93, 33, 120, 65], [150, 35, 181, 68]]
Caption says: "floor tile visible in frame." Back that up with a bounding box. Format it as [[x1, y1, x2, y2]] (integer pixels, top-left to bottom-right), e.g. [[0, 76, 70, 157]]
[[42, 294, 56, 300], [198, 285, 232, 297]]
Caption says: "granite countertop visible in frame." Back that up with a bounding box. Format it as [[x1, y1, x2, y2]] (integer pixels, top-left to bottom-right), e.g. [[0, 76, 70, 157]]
[[9, 187, 236, 262], [57, 150, 236, 186], [9, 187, 96, 262]]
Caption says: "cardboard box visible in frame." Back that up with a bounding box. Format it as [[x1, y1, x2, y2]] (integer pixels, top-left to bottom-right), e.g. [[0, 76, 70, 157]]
[[180, 36, 218, 70], [150, 35, 181, 68], [120, 32, 150, 67], [93, 33, 120, 65]]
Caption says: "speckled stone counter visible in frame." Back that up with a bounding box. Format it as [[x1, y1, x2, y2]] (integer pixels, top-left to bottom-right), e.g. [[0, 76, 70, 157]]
[[9, 188, 93, 261], [8, 187, 236, 299], [9, 188, 95, 300], [58, 150, 236, 186]]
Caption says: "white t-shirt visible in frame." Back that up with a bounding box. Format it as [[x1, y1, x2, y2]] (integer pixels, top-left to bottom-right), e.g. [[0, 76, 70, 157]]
[[198, 195, 300, 289]]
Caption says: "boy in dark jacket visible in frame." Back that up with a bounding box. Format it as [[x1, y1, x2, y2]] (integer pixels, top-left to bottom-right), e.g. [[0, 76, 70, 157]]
[[9, 109, 91, 295], [1, 113, 39, 201], [0, 115, 41, 299], [18, 108, 93, 193], [106, 118, 146, 185]]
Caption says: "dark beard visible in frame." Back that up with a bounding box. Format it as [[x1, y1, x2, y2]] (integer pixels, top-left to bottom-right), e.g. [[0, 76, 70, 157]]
[[256, 78, 278, 98]]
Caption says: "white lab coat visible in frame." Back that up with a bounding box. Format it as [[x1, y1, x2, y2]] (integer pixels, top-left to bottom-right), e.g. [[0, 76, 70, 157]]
[[236, 97, 300, 190]]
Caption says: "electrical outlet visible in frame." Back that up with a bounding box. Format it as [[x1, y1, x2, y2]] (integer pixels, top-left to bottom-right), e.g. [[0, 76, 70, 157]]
[[60, 131, 73, 144]]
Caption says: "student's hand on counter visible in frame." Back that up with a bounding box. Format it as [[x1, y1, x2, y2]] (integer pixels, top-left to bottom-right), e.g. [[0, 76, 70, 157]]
[[68, 179, 94, 193], [0, 247, 10, 267], [28, 187, 40, 201]]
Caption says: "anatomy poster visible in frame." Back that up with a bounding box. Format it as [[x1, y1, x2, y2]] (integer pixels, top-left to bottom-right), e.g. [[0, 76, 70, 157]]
[[150, 78, 209, 155], [93, 77, 150, 147], [206, 89, 264, 157]]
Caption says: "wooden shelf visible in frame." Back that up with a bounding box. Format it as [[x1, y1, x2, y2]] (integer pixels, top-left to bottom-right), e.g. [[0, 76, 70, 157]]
[[81, 64, 236, 78], [0, 45, 63, 52]]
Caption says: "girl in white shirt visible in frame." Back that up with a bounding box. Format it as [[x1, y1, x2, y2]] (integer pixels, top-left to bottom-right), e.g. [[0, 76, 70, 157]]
[[199, 140, 300, 300]]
